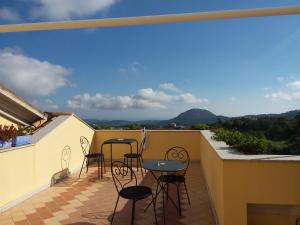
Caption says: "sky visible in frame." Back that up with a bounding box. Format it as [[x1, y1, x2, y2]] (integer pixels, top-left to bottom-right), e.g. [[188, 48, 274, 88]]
[[0, 0, 300, 120]]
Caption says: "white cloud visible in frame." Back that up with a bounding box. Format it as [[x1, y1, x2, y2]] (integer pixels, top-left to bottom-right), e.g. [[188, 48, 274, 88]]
[[159, 83, 181, 92], [175, 93, 208, 104], [0, 7, 20, 22], [32, 99, 59, 111], [66, 87, 207, 110], [134, 88, 173, 103], [265, 91, 300, 101], [287, 81, 300, 90], [0, 48, 72, 96], [66, 93, 135, 110], [30, 0, 117, 20]]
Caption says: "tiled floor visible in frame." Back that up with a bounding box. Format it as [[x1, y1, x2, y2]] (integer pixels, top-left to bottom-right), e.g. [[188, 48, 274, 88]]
[[0, 162, 216, 225]]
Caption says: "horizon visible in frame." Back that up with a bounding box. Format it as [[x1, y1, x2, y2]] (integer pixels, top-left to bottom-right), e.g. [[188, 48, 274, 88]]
[[0, 0, 300, 120], [83, 107, 300, 121]]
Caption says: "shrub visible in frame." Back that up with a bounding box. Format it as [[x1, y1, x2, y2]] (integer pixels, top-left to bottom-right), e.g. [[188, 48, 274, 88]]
[[127, 124, 142, 130], [0, 125, 17, 141], [191, 124, 210, 130], [213, 128, 276, 154], [16, 125, 35, 135]]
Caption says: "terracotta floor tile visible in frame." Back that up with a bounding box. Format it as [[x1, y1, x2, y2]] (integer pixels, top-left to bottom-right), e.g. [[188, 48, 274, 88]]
[[35, 208, 52, 220], [2, 163, 215, 225], [14, 220, 29, 225]]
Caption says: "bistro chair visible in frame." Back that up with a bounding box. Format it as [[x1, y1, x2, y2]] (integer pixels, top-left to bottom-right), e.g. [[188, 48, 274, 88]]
[[79, 136, 105, 178], [110, 161, 157, 225], [158, 146, 191, 215], [123, 130, 147, 176]]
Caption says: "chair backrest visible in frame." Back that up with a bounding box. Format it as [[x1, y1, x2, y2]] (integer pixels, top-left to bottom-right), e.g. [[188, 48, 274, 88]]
[[111, 161, 138, 194], [139, 131, 147, 160], [164, 146, 190, 175], [80, 136, 90, 156]]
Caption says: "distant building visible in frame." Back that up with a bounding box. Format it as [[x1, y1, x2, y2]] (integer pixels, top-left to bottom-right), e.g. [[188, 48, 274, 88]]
[[170, 122, 177, 128]]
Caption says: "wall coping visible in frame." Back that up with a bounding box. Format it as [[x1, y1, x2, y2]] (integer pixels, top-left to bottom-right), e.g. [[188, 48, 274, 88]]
[[95, 129, 201, 132], [0, 143, 35, 154], [200, 130, 300, 162]]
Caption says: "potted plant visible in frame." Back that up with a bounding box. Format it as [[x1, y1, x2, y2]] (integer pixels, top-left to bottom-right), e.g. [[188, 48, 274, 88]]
[[12, 125, 34, 147], [0, 125, 17, 149]]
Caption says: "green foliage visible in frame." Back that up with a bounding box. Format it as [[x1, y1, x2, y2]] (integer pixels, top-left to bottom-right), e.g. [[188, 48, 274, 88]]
[[127, 124, 142, 130], [191, 124, 210, 130], [213, 113, 300, 154], [0, 125, 17, 141], [92, 124, 112, 130], [213, 128, 290, 154], [16, 125, 36, 135]]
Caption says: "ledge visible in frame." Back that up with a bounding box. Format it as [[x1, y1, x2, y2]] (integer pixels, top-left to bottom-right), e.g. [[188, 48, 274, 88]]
[[0, 143, 35, 154], [200, 130, 300, 162], [95, 129, 201, 132]]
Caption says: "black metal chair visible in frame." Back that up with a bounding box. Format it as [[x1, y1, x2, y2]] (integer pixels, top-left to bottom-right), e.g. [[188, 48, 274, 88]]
[[123, 131, 147, 176], [79, 136, 105, 178], [158, 146, 191, 215], [111, 161, 157, 225]]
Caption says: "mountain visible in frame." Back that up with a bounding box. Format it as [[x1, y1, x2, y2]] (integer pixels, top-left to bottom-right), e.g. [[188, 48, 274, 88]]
[[167, 108, 219, 125], [85, 109, 300, 127], [242, 110, 300, 120], [85, 119, 132, 127]]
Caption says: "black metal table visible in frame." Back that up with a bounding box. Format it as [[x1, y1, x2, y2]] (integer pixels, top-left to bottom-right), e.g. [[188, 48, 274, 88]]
[[142, 160, 185, 224], [100, 138, 138, 178]]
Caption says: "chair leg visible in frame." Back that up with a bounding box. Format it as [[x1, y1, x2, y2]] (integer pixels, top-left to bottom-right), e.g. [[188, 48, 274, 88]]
[[183, 181, 191, 206], [131, 200, 136, 225], [97, 157, 100, 178], [138, 158, 144, 176], [100, 156, 103, 179], [86, 158, 89, 173], [151, 193, 158, 225], [176, 184, 182, 216], [154, 180, 160, 208], [111, 196, 120, 225], [130, 157, 133, 180], [162, 183, 165, 225], [166, 183, 169, 200], [103, 155, 106, 173], [79, 158, 86, 178]]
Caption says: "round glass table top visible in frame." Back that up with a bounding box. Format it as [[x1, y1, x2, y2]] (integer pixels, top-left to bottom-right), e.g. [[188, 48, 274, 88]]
[[142, 160, 185, 172]]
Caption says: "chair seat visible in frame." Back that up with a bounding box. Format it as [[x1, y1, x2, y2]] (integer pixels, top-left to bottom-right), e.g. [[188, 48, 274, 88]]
[[86, 153, 103, 158], [124, 153, 141, 158], [158, 174, 185, 183], [120, 186, 152, 200]]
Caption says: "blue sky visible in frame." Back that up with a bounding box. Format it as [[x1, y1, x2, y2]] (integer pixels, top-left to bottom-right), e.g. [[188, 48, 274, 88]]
[[0, 0, 300, 120]]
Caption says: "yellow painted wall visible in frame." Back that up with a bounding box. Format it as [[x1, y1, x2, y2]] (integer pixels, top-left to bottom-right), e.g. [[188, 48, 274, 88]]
[[93, 130, 141, 160], [93, 130, 201, 161], [0, 145, 36, 208], [3, 123, 300, 225], [223, 160, 300, 225], [199, 132, 300, 225], [0, 115, 17, 127], [200, 132, 224, 225], [0, 115, 94, 209], [34, 116, 94, 187], [247, 204, 300, 225]]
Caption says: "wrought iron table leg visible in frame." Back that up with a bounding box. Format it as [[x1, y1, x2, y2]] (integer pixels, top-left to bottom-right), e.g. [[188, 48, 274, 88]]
[[144, 171, 179, 213], [131, 200, 136, 225]]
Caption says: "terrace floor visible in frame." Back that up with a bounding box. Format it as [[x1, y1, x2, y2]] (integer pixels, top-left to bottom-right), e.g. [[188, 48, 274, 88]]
[[0, 162, 216, 225]]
